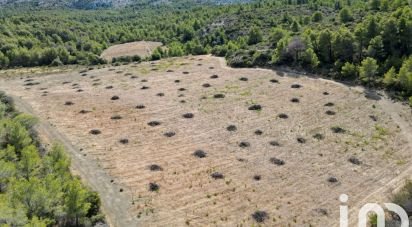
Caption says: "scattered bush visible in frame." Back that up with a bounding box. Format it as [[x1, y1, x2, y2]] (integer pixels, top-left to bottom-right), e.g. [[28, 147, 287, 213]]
[[291, 98, 300, 103], [227, 125, 237, 132], [327, 176, 339, 183], [278, 113, 289, 119], [111, 96, 119, 100], [331, 126, 346, 133], [248, 104, 262, 111], [149, 182, 160, 192], [89, 129, 101, 135], [214, 94, 225, 99], [313, 133, 325, 140], [348, 156, 362, 165], [148, 121, 161, 127], [297, 137, 306, 144], [270, 157, 285, 166], [164, 131, 176, 137], [211, 172, 224, 179], [193, 150, 207, 158], [119, 139, 129, 144], [239, 141, 250, 148], [325, 110, 336, 115], [148, 164, 163, 171], [252, 211, 268, 223], [111, 115, 122, 120], [182, 113, 194, 119], [254, 130, 263, 135]]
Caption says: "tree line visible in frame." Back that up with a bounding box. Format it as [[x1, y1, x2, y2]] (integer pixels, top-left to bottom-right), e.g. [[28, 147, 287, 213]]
[[0, 0, 411, 104], [0, 92, 104, 226]]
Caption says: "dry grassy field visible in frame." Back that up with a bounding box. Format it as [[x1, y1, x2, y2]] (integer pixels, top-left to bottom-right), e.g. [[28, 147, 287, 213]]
[[100, 41, 163, 62], [1, 55, 411, 226]]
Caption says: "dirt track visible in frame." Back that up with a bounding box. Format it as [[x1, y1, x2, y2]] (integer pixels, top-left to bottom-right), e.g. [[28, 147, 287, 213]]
[[1, 55, 411, 226]]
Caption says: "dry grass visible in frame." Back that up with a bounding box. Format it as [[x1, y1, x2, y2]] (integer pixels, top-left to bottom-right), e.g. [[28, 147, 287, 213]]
[[100, 41, 163, 62], [1, 55, 411, 226]]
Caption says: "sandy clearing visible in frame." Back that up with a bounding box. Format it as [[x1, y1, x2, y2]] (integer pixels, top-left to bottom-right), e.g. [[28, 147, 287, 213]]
[[100, 41, 163, 62]]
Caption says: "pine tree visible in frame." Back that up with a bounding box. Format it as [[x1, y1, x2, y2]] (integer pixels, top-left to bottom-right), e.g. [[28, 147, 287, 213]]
[[64, 179, 91, 226], [359, 57, 379, 85]]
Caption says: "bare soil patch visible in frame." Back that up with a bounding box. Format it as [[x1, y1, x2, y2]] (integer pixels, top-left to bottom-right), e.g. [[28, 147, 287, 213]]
[[1, 55, 412, 227]]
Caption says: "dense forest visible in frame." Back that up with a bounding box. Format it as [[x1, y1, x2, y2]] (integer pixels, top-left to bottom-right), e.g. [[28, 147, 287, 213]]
[[0, 92, 104, 226], [0, 0, 411, 105]]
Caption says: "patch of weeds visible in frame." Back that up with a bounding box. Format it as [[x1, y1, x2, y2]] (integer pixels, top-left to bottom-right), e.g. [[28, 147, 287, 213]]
[[213, 94, 225, 99], [373, 124, 389, 140], [313, 133, 325, 140], [331, 126, 346, 134]]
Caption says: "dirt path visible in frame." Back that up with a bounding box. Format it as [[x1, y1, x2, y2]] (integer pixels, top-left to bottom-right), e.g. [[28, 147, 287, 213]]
[[10, 95, 138, 227]]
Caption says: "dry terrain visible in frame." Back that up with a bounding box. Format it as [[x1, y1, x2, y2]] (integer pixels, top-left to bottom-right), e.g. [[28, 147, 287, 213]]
[[1, 55, 411, 227], [100, 41, 163, 62]]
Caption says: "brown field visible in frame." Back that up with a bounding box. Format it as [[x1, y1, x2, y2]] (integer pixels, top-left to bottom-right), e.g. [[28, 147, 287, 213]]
[[1, 55, 411, 226], [100, 41, 163, 62]]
